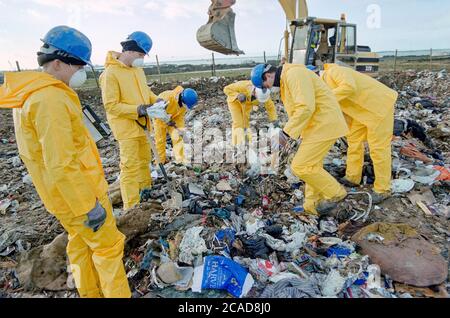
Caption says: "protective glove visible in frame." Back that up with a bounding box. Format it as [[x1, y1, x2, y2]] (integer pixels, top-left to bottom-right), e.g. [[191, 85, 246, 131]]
[[167, 121, 177, 127], [147, 100, 171, 123], [237, 93, 247, 103], [84, 200, 107, 232], [137, 104, 151, 117]]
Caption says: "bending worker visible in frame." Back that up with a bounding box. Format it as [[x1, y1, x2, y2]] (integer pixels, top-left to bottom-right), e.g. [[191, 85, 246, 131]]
[[0, 26, 130, 298], [321, 64, 398, 203], [251, 63, 349, 215], [100, 31, 161, 210], [224, 80, 279, 146], [154, 86, 199, 165]]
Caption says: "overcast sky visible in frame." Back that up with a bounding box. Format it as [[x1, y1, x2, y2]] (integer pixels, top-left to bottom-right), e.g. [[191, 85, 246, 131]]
[[0, 0, 449, 70]]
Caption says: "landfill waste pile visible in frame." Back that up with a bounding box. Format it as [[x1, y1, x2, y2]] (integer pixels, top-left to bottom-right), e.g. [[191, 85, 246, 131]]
[[0, 70, 448, 299]]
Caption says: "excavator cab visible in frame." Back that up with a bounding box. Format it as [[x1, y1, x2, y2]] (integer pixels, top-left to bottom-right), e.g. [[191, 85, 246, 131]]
[[197, 0, 244, 55], [290, 17, 380, 76]]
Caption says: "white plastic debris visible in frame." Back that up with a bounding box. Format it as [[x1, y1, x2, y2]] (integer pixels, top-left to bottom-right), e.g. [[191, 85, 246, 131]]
[[321, 270, 346, 297], [8, 156, 22, 167], [284, 167, 300, 184], [366, 265, 382, 290], [245, 218, 265, 235], [319, 237, 343, 246], [411, 167, 441, 185], [0, 199, 12, 214], [320, 219, 338, 234], [216, 180, 232, 191], [332, 158, 344, 167], [22, 174, 33, 185], [161, 192, 183, 210], [261, 232, 306, 254], [293, 189, 304, 201], [269, 272, 301, 283], [188, 183, 205, 196], [178, 226, 207, 265], [391, 179, 415, 193]]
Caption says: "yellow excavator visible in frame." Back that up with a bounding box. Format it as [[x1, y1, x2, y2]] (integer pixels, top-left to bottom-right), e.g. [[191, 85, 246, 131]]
[[197, 0, 380, 76]]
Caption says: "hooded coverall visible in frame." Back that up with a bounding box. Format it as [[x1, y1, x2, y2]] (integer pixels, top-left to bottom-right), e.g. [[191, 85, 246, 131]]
[[154, 86, 187, 164], [321, 64, 398, 194], [280, 64, 349, 214], [0, 71, 130, 298], [100, 51, 158, 209], [224, 80, 278, 146]]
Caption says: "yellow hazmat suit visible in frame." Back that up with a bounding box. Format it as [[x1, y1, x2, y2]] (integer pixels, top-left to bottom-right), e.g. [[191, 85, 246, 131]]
[[154, 86, 187, 164], [321, 64, 398, 194], [0, 71, 130, 298], [224, 80, 278, 145], [100, 51, 158, 209], [280, 64, 349, 214]]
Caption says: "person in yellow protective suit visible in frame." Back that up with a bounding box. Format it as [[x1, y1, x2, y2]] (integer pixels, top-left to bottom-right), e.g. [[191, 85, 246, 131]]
[[100, 31, 161, 210], [321, 64, 398, 203], [251, 63, 349, 215], [224, 80, 279, 146], [0, 26, 130, 298], [154, 86, 199, 164]]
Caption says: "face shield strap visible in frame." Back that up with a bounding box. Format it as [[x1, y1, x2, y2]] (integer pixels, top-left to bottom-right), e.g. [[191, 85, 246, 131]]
[[37, 44, 85, 67]]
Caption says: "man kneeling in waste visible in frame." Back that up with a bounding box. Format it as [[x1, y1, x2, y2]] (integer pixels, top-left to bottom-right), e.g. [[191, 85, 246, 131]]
[[154, 86, 199, 165], [224, 80, 280, 146], [0, 26, 131, 298], [251, 63, 349, 216], [321, 64, 398, 203]]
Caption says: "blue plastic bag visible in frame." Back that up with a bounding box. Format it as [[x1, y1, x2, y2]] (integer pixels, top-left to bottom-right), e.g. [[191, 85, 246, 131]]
[[192, 256, 254, 298], [326, 245, 353, 259]]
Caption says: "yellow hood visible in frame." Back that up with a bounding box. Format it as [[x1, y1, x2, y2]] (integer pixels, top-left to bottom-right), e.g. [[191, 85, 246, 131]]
[[323, 63, 336, 71], [0, 71, 65, 109], [104, 51, 127, 68]]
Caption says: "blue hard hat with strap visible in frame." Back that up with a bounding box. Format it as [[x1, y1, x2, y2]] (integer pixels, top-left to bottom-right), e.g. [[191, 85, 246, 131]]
[[182, 88, 199, 110], [251, 64, 273, 89], [125, 31, 153, 54], [41, 26, 92, 65]]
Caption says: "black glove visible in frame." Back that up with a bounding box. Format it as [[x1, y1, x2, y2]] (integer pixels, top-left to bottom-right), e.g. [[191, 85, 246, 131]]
[[167, 121, 176, 127], [137, 104, 151, 117], [84, 201, 107, 232], [237, 94, 247, 103]]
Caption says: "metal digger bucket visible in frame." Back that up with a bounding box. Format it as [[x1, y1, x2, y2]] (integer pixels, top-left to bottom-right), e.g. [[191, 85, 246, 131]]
[[197, 10, 244, 55]]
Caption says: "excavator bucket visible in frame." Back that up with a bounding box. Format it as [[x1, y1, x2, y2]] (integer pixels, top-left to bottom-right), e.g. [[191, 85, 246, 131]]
[[197, 9, 244, 55]]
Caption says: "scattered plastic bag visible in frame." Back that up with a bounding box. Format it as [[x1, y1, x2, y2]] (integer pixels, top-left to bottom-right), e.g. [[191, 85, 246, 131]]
[[391, 179, 415, 193], [178, 227, 207, 265], [147, 101, 171, 123], [192, 256, 254, 298]]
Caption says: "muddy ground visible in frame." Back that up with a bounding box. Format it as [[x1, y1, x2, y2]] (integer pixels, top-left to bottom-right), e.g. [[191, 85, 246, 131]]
[[0, 71, 448, 298]]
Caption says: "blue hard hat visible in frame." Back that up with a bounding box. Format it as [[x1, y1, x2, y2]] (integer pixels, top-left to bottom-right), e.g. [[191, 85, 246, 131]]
[[41, 26, 92, 65], [126, 31, 153, 54], [251, 64, 273, 89], [182, 88, 199, 110], [306, 65, 317, 71]]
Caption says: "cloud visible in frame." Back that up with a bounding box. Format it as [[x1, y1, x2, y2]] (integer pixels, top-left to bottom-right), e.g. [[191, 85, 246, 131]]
[[32, 0, 138, 16], [144, 0, 205, 19], [26, 8, 48, 21]]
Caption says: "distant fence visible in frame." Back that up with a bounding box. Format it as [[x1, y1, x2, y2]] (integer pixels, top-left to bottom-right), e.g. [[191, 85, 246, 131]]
[[1, 49, 449, 85]]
